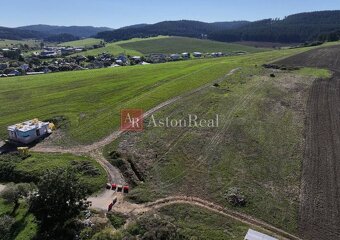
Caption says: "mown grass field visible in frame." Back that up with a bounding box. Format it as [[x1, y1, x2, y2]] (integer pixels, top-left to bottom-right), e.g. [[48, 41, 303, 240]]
[[70, 36, 169, 56], [0, 46, 319, 145], [118, 36, 267, 54], [106, 65, 331, 234], [70, 39, 145, 57], [58, 38, 103, 47]]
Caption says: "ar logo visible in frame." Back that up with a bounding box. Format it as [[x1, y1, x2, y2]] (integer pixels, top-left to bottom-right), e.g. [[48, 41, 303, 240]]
[[120, 109, 144, 131]]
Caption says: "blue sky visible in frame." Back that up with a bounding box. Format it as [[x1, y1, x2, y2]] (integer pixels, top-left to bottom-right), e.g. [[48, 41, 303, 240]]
[[2, 0, 339, 28]]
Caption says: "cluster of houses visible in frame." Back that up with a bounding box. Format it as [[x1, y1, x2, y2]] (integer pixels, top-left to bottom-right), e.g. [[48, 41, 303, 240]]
[[0, 43, 249, 77], [37, 46, 85, 58]]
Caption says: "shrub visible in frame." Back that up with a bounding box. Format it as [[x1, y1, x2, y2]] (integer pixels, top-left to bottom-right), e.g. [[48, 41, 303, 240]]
[[225, 187, 247, 207]]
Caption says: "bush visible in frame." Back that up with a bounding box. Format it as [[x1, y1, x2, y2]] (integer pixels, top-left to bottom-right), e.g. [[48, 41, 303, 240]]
[[126, 214, 189, 240], [106, 213, 126, 229], [0, 215, 15, 240], [91, 228, 123, 240], [225, 187, 247, 207]]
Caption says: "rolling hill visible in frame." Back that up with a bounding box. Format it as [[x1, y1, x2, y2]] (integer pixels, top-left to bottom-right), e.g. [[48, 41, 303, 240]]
[[0, 26, 47, 40], [117, 36, 267, 54], [17, 24, 112, 38], [95, 20, 249, 42], [95, 11, 340, 43], [0, 46, 312, 145], [70, 36, 266, 56]]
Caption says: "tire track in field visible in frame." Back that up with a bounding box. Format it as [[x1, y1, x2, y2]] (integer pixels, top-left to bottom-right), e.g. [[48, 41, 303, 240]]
[[30, 68, 241, 185], [94, 195, 301, 240], [28, 67, 300, 238]]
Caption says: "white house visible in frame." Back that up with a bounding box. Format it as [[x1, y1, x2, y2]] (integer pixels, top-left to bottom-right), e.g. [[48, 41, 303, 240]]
[[170, 54, 181, 60], [182, 52, 190, 58], [193, 52, 202, 58], [244, 229, 278, 240], [7, 119, 50, 144]]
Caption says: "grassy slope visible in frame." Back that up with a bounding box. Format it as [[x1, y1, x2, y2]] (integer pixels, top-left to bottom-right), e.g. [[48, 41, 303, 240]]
[[0, 39, 41, 49], [0, 47, 316, 145], [14, 152, 106, 193], [118, 36, 267, 54], [158, 204, 279, 240], [0, 199, 37, 240], [107, 66, 331, 234], [58, 38, 103, 47], [70, 36, 169, 56]]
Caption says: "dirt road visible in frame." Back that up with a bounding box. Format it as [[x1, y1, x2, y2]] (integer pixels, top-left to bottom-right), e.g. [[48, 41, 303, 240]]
[[277, 46, 340, 240], [89, 193, 300, 240]]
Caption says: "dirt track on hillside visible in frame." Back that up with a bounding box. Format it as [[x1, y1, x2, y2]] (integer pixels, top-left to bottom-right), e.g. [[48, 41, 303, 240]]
[[89, 193, 300, 240], [30, 68, 240, 185], [277, 45, 340, 240]]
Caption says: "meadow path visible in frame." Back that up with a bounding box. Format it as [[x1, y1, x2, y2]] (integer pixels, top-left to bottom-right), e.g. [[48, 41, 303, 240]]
[[89, 193, 301, 240]]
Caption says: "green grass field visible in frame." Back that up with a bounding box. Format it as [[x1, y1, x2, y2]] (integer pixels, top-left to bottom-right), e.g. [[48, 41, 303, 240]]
[[0, 153, 106, 193], [70, 40, 143, 57], [118, 36, 267, 54], [0, 39, 42, 49], [71, 36, 266, 57], [105, 65, 331, 234], [16, 153, 106, 192], [158, 204, 271, 239], [58, 38, 103, 47], [0, 47, 318, 145]]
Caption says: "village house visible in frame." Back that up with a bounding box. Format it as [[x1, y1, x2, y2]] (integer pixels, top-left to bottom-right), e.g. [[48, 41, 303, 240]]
[[0, 63, 8, 70], [170, 53, 181, 60], [8, 69, 21, 76], [40, 50, 58, 58], [132, 56, 142, 63], [7, 119, 51, 144], [193, 52, 202, 57], [182, 52, 190, 59]]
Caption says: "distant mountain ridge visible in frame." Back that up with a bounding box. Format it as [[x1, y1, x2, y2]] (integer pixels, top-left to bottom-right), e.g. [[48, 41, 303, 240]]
[[0, 26, 47, 40], [96, 20, 248, 41], [17, 25, 112, 38], [1, 10, 340, 43], [95, 11, 340, 43]]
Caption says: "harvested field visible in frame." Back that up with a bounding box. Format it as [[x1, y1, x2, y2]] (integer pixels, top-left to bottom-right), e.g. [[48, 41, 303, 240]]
[[277, 45, 340, 239]]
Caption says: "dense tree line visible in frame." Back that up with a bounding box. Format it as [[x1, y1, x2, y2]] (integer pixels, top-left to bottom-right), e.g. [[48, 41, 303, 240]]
[[96, 11, 340, 43], [0, 27, 47, 40], [44, 33, 80, 43], [96, 20, 248, 42]]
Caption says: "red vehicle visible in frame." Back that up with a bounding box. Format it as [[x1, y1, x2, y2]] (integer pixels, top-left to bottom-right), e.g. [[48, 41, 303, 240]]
[[108, 203, 113, 212], [111, 183, 117, 190], [123, 185, 129, 193]]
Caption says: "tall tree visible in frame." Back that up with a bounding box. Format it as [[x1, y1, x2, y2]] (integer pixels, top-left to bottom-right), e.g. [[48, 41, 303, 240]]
[[30, 168, 89, 239]]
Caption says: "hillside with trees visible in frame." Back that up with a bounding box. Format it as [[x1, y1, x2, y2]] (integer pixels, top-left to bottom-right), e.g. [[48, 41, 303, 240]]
[[96, 11, 340, 43]]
